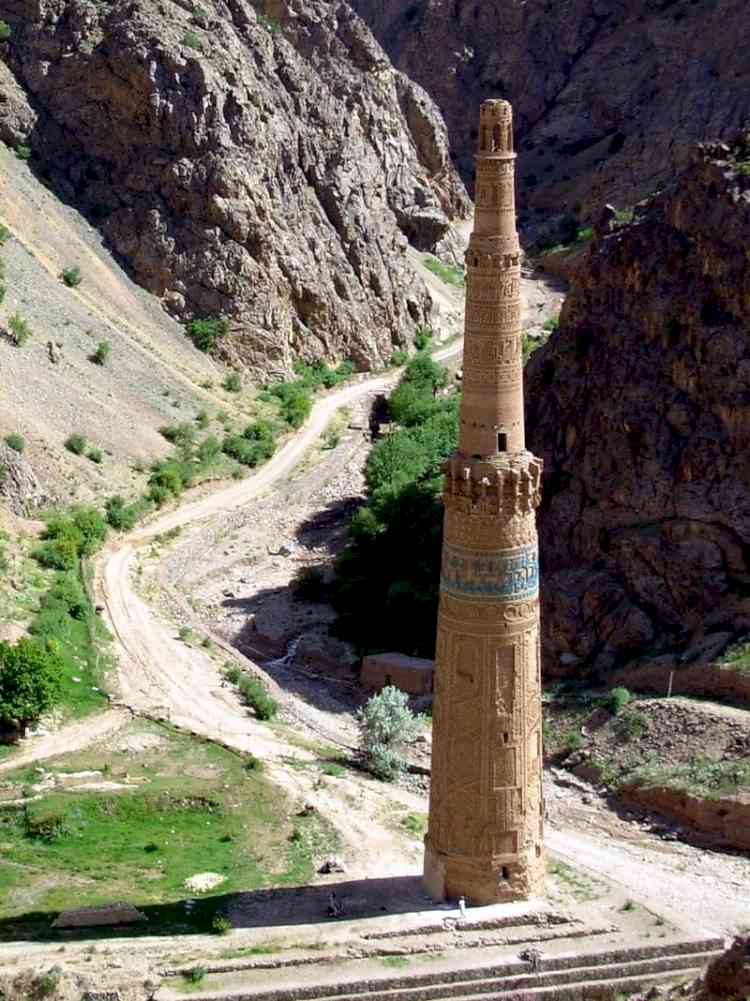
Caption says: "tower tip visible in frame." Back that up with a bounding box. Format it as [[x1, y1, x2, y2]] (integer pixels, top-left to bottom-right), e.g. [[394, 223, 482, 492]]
[[478, 100, 514, 155]]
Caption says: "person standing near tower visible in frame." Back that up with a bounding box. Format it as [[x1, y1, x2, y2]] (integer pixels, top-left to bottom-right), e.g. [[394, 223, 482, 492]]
[[423, 100, 545, 906]]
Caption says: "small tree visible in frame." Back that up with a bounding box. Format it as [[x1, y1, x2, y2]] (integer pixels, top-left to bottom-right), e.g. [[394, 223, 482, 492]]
[[186, 317, 227, 352], [607, 686, 632, 716], [0, 639, 62, 734], [357, 685, 422, 781]]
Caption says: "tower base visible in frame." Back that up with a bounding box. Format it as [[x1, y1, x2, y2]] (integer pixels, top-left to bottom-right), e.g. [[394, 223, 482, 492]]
[[423, 839, 545, 906]]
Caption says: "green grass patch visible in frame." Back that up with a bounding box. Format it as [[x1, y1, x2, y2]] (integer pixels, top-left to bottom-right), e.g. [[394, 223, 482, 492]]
[[423, 256, 464, 288], [629, 756, 750, 800], [548, 860, 601, 902], [400, 812, 427, 838], [719, 636, 750, 674], [0, 724, 340, 940]]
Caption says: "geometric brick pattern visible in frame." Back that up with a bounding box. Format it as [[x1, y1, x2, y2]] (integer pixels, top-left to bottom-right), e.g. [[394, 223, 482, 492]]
[[424, 100, 545, 905]]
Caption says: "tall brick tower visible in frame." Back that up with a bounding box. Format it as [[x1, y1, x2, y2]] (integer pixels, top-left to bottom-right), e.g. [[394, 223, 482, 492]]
[[423, 100, 545, 906]]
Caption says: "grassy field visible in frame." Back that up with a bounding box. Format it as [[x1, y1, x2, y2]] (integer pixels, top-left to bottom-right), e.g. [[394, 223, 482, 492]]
[[628, 756, 750, 800], [0, 721, 339, 940]]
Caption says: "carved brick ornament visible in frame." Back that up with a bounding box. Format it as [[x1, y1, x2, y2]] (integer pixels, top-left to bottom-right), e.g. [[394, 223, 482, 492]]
[[423, 100, 545, 906]]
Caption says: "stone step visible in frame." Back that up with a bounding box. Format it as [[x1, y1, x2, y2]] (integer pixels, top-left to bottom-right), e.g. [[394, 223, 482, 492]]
[[167, 938, 722, 1001], [444, 968, 706, 1001], [325, 952, 718, 1001]]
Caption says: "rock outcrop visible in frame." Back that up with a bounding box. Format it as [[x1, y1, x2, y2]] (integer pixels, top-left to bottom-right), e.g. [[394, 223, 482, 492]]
[[352, 0, 750, 233], [0, 442, 47, 515], [525, 138, 750, 685], [0, 0, 468, 374]]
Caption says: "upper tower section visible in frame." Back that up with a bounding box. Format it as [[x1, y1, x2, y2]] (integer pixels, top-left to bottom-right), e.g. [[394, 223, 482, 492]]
[[458, 100, 526, 459], [473, 100, 518, 247]]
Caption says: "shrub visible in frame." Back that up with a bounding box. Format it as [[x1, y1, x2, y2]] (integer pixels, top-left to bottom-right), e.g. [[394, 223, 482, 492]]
[[0, 222, 11, 244], [389, 349, 409, 367], [8, 312, 31, 346], [244, 753, 263, 772], [211, 915, 233, 935], [90, 340, 111, 365], [268, 381, 313, 428], [413, 326, 433, 351], [615, 709, 647, 742], [182, 29, 203, 50], [61, 265, 82, 288], [196, 434, 222, 465], [607, 687, 632, 716], [292, 565, 326, 602], [105, 495, 141, 531], [159, 423, 195, 449], [0, 20, 11, 41], [542, 315, 560, 332], [87, 447, 103, 464], [223, 371, 242, 393], [186, 317, 227, 352], [15, 144, 30, 161], [357, 686, 422, 781], [238, 675, 278, 720], [0, 638, 62, 732], [34, 507, 108, 571], [4, 433, 24, 452], [64, 432, 87, 455], [24, 801, 73, 842], [195, 409, 209, 428], [186, 966, 207, 984]]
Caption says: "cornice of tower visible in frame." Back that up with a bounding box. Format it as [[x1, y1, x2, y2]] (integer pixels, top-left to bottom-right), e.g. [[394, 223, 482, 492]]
[[443, 451, 543, 516]]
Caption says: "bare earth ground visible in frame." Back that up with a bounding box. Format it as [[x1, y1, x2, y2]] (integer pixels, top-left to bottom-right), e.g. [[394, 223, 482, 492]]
[[0, 263, 748, 992]]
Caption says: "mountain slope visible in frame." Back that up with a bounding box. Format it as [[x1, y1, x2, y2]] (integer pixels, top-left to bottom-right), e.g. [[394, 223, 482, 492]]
[[525, 138, 750, 689], [351, 0, 750, 234], [0, 143, 229, 506], [0, 0, 469, 374]]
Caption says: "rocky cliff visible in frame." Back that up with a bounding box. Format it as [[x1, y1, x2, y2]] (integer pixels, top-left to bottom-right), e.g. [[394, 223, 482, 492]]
[[0, 0, 468, 374], [525, 138, 750, 688], [352, 0, 750, 237]]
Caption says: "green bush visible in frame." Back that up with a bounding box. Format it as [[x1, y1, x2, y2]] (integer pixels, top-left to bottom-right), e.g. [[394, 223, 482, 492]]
[[186, 966, 207, 984], [186, 316, 227, 352], [413, 326, 433, 351], [4, 432, 24, 452], [14, 144, 30, 161], [237, 675, 278, 720], [34, 508, 107, 571], [223, 371, 242, 393], [182, 29, 203, 50], [607, 686, 632, 715], [195, 409, 210, 429], [389, 349, 409, 367], [0, 222, 11, 244], [210, 915, 232, 935], [331, 354, 457, 657], [8, 312, 31, 346], [105, 495, 141, 531], [615, 709, 647, 742], [0, 20, 11, 41], [61, 265, 82, 288], [90, 340, 111, 365], [197, 434, 222, 465], [159, 423, 196, 449], [267, 381, 312, 428], [0, 638, 62, 733], [87, 447, 103, 464], [357, 686, 422, 781], [64, 433, 87, 455], [292, 565, 326, 602]]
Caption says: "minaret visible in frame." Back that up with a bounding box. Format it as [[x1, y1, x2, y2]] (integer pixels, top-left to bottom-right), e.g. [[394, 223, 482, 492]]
[[423, 100, 545, 906]]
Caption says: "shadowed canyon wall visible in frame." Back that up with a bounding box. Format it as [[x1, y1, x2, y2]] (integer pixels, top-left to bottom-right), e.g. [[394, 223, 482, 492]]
[[0, 0, 469, 373], [351, 0, 750, 233], [525, 139, 750, 690]]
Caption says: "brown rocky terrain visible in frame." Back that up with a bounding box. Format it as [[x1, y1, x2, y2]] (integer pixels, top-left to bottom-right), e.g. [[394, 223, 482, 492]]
[[0, 0, 469, 375], [351, 0, 750, 238], [525, 138, 750, 692]]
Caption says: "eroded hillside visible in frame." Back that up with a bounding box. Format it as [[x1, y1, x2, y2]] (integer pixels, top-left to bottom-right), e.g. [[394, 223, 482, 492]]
[[0, 0, 469, 374], [526, 138, 750, 694], [352, 0, 750, 237]]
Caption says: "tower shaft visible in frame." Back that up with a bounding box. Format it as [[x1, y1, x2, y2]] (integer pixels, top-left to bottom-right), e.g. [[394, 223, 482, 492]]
[[423, 101, 545, 906]]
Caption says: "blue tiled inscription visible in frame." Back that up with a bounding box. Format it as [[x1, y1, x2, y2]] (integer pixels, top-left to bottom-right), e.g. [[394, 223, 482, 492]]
[[441, 543, 538, 602]]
